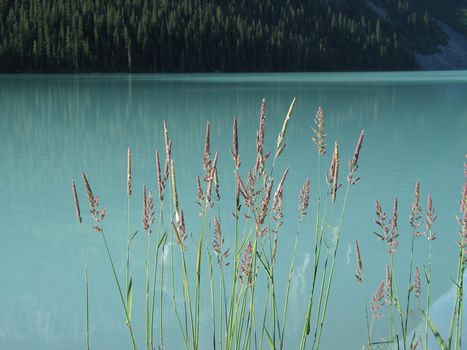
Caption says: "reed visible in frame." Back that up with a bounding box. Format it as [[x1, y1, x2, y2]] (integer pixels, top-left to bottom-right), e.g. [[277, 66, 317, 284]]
[[81, 172, 137, 349], [72, 98, 371, 350], [125, 147, 135, 341], [423, 193, 436, 350], [300, 106, 328, 350], [355, 239, 372, 349], [363, 168, 463, 350], [72, 179, 90, 350], [279, 177, 308, 350], [312, 131, 364, 350]]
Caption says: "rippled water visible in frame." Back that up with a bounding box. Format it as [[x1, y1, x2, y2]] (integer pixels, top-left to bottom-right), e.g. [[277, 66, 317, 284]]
[[0, 72, 466, 349]]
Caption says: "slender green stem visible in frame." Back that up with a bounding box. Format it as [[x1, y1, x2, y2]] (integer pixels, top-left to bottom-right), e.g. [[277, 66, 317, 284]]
[[280, 222, 301, 350], [300, 153, 327, 350], [227, 177, 242, 350], [150, 207, 165, 348], [455, 255, 465, 350], [361, 280, 371, 349], [404, 235, 416, 346], [208, 251, 217, 350], [171, 230, 189, 348], [448, 245, 463, 349], [79, 227, 90, 350], [126, 196, 131, 293], [425, 239, 432, 350], [160, 236, 166, 346], [150, 203, 163, 348], [100, 232, 137, 350], [245, 239, 258, 350], [390, 254, 405, 350], [388, 279, 395, 349], [219, 264, 226, 350], [260, 280, 270, 349], [180, 248, 195, 348], [314, 183, 350, 350], [84, 265, 90, 350], [194, 206, 207, 349], [146, 232, 150, 350]]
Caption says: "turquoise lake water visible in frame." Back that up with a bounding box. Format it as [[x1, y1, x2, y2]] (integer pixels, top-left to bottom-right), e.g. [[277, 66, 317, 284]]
[[0, 72, 466, 349]]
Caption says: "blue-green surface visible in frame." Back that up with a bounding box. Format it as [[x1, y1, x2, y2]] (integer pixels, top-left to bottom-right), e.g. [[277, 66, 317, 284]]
[[0, 72, 466, 349]]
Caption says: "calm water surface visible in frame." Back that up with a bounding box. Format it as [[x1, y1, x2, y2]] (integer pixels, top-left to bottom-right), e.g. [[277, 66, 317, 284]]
[[0, 72, 466, 349]]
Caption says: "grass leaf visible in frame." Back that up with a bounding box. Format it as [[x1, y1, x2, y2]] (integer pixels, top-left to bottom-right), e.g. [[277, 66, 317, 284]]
[[126, 277, 133, 324], [424, 311, 448, 350]]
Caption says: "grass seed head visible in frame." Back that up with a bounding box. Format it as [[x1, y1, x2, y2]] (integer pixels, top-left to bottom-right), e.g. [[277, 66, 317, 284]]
[[156, 149, 165, 201], [410, 181, 422, 236], [203, 122, 211, 171], [425, 194, 437, 240], [355, 240, 363, 283], [312, 106, 326, 156], [347, 130, 364, 185], [414, 267, 421, 298], [275, 97, 296, 161], [299, 178, 311, 220], [232, 116, 241, 169], [72, 179, 82, 224], [170, 160, 180, 223]]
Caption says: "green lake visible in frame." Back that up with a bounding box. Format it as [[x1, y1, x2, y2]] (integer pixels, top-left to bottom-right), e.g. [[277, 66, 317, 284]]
[[0, 72, 466, 349]]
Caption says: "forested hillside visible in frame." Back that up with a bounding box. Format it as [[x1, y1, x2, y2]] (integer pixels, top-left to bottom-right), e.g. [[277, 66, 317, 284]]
[[0, 0, 462, 72]]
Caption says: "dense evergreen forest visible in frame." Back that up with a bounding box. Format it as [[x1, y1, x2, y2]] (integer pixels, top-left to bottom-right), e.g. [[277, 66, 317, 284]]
[[0, 0, 461, 72]]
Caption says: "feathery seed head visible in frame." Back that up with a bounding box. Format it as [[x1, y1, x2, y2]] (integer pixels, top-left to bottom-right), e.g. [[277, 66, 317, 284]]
[[347, 130, 364, 185], [240, 242, 253, 283], [425, 194, 437, 240], [414, 267, 421, 298], [203, 122, 211, 171], [299, 178, 311, 220], [312, 106, 326, 156], [156, 149, 164, 201], [330, 142, 340, 202], [275, 98, 296, 161], [170, 160, 180, 223]]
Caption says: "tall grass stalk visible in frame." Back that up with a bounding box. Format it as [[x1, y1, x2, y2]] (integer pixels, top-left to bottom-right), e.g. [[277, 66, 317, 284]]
[[425, 238, 433, 350], [150, 229, 166, 349], [423, 193, 436, 350], [313, 183, 350, 350], [125, 147, 135, 343], [313, 129, 364, 349], [299, 106, 327, 350], [72, 180, 90, 350], [355, 240, 371, 349], [208, 250, 217, 349], [403, 233, 416, 347], [280, 220, 302, 350], [81, 172, 138, 349], [101, 231, 138, 349]]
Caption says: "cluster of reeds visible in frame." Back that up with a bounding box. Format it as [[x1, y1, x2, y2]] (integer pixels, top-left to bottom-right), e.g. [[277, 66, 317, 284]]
[[71, 97, 366, 349], [354, 156, 467, 350]]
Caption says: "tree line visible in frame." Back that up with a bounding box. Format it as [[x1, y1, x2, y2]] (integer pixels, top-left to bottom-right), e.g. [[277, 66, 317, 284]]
[[0, 0, 443, 72]]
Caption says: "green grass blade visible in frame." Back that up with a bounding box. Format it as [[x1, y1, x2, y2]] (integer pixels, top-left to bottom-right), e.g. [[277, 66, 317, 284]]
[[424, 312, 448, 350], [126, 277, 133, 324]]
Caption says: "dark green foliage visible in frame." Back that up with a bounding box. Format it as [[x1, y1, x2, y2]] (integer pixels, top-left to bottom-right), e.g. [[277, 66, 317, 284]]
[[377, 0, 449, 54], [0, 0, 445, 72]]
